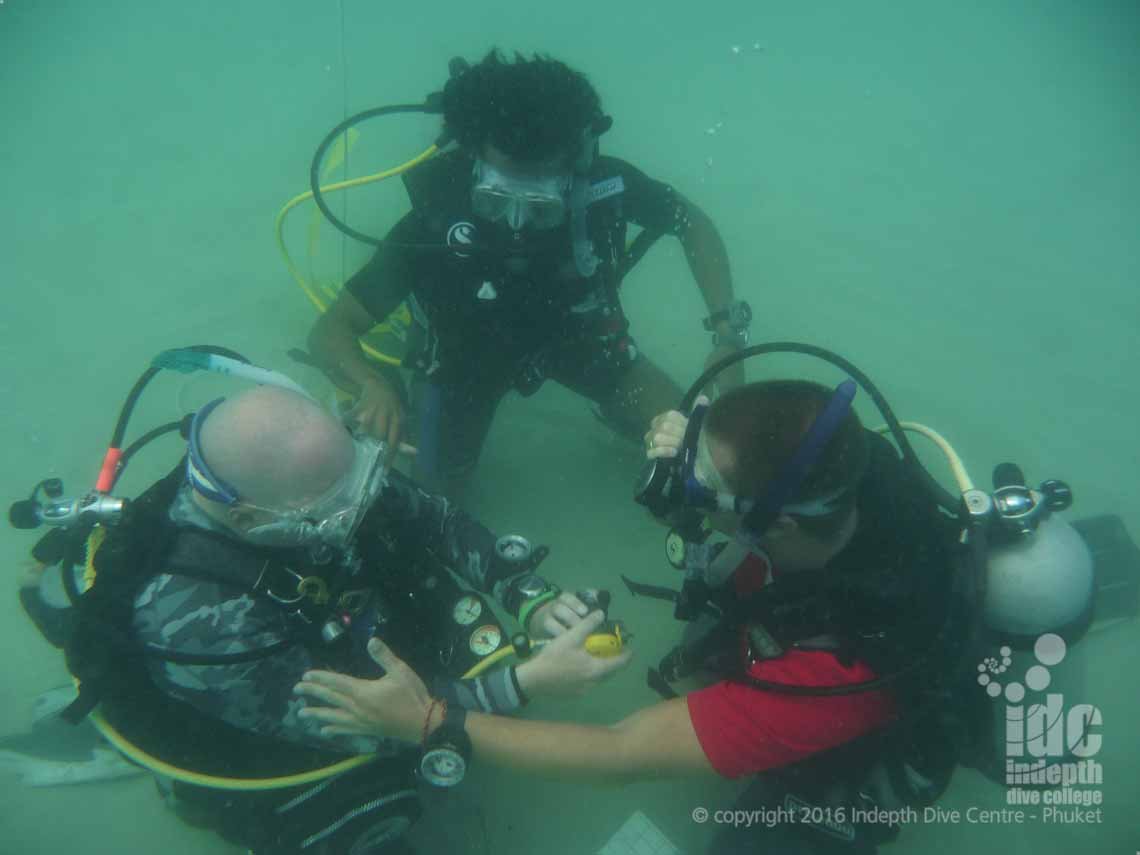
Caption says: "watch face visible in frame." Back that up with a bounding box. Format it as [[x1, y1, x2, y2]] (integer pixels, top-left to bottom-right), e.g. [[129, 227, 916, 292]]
[[469, 624, 503, 656], [734, 300, 753, 326], [420, 746, 466, 787], [666, 530, 687, 568], [452, 595, 483, 626]]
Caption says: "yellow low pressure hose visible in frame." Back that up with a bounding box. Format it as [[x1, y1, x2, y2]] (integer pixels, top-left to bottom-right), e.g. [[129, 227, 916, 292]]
[[87, 708, 376, 791], [79, 526, 531, 790], [875, 421, 975, 493], [274, 143, 440, 367], [83, 636, 527, 791]]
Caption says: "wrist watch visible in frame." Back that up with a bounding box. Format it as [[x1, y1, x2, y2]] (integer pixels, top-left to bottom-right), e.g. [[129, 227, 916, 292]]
[[702, 300, 752, 347], [420, 703, 471, 787]]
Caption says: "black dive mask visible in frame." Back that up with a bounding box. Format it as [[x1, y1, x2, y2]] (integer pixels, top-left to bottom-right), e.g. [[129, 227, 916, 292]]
[[635, 375, 857, 545]]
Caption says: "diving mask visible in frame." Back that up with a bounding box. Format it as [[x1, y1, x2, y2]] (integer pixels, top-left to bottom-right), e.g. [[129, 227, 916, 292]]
[[471, 159, 571, 231], [187, 398, 389, 550], [635, 381, 858, 538], [241, 435, 387, 550]]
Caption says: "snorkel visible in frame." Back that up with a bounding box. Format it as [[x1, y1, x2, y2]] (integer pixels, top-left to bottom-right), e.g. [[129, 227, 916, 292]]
[[637, 376, 858, 620]]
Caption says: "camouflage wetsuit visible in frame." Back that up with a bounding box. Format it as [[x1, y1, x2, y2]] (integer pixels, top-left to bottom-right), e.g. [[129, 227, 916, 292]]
[[133, 474, 531, 758]]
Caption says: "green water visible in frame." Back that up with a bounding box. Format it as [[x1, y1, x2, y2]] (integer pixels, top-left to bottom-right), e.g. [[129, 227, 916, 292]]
[[2, 1, 1137, 852]]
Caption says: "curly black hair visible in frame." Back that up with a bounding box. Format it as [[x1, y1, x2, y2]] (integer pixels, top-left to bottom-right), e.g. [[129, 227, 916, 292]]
[[442, 50, 603, 165]]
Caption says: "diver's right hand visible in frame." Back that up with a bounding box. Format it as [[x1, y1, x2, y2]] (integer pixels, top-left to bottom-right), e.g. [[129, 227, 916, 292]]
[[350, 376, 405, 450], [515, 611, 633, 700], [295, 637, 430, 744]]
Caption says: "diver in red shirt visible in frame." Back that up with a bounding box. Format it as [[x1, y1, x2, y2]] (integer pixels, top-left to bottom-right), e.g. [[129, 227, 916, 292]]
[[295, 344, 1103, 853]]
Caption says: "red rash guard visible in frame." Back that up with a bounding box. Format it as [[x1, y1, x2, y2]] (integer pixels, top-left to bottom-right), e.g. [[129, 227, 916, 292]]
[[686, 552, 897, 779]]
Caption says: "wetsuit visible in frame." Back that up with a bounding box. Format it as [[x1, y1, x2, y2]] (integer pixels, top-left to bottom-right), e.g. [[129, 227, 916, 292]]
[[346, 150, 691, 479], [65, 465, 544, 854]]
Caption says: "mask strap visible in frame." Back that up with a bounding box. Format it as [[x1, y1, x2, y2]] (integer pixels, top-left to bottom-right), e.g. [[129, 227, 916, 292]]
[[569, 176, 600, 277], [680, 405, 711, 505], [186, 397, 242, 505]]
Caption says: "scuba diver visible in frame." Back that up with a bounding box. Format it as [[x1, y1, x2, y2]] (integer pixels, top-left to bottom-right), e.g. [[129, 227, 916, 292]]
[[8, 347, 629, 855], [293, 343, 1132, 853], [305, 49, 749, 494]]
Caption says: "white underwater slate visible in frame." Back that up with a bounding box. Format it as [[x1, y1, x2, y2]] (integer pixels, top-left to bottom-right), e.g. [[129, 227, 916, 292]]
[[597, 811, 683, 855]]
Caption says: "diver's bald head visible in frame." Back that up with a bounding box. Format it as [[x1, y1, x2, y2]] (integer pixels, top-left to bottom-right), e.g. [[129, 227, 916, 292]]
[[198, 386, 353, 509]]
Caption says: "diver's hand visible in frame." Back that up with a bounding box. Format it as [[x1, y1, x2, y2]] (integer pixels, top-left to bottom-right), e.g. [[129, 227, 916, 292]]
[[643, 395, 710, 460], [349, 375, 405, 451], [294, 637, 429, 743], [515, 611, 633, 699], [527, 590, 594, 639]]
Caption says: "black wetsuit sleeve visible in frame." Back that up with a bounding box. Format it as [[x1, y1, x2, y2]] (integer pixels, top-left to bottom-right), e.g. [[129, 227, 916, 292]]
[[342, 215, 419, 322], [365, 471, 520, 607], [600, 156, 693, 238]]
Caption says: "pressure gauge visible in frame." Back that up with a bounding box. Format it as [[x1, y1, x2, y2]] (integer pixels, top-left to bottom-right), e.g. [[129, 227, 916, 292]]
[[666, 529, 687, 569], [468, 624, 503, 657], [452, 595, 483, 626], [495, 534, 532, 564]]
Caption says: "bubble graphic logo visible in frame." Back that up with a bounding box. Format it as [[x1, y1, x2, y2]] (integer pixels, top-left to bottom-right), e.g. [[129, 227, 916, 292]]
[[980, 634, 1104, 798], [976, 632, 1066, 706]]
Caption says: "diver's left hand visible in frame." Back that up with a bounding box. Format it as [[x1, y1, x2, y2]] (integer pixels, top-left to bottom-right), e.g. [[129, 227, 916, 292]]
[[644, 396, 709, 460], [527, 590, 595, 639], [703, 343, 746, 393], [294, 637, 429, 744], [515, 611, 633, 699]]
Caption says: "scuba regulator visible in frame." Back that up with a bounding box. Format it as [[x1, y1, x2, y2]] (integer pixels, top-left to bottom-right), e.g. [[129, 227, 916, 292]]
[[628, 341, 1089, 697]]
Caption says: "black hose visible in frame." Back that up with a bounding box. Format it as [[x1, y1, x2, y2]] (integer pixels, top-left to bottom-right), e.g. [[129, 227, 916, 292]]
[[308, 104, 439, 247], [679, 342, 959, 514], [738, 662, 925, 696], [119, 420, 185, 470], [105, 345, 249, 492]]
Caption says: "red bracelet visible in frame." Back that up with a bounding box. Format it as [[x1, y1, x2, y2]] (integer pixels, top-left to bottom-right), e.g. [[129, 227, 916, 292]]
[[422, 699, 439, 746], [421, 698, 448, 746]]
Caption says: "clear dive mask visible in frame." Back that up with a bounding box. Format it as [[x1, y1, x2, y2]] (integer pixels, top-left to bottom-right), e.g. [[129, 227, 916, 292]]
[[241, 436, 387, 550], [187, 397, 389, 551], [470, 159, 571, 231]]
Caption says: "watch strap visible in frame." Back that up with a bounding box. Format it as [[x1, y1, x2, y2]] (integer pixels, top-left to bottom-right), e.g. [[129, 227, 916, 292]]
[[444, 699, 468, 732], [702, 308, 731, 330], [702, 300, 752, 332]]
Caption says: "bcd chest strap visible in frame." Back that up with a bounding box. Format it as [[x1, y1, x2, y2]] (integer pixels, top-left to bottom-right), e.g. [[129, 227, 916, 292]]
[[155, 529, 372, 663]]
